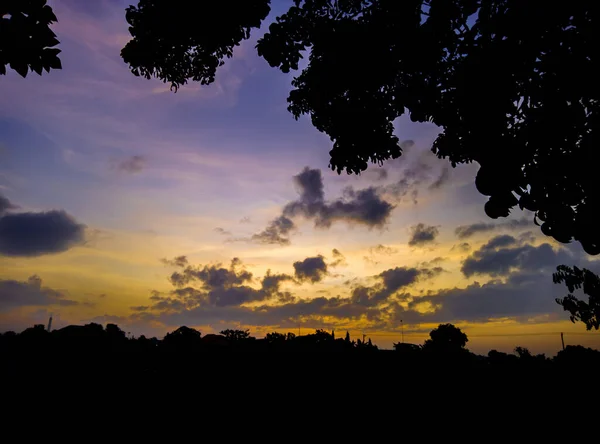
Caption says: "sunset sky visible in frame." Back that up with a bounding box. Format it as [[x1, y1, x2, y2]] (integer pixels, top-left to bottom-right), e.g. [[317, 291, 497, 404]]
[[1, 0, 598, 355]]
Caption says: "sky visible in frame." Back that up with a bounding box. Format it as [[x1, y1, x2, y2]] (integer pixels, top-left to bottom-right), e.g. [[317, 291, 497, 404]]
[[1, 0, 598, 355]]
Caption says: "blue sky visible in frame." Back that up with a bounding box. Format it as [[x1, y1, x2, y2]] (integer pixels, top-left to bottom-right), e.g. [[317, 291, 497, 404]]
[[0, 0, 598, 354]]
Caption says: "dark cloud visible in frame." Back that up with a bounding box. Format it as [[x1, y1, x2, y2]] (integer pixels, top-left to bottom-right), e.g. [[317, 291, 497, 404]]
[[379, 267, 421, 293], [452, 242, 471, 253], [112, 155, 146, 174], [149, 258, 302, 310], [455, 217, 531, 239], [330, 248, 347, 267], [160, 256, 188, 268], [207, 286, 269, 307], [461, 236, 574, 278], [408, 223, 439, 247], [283, 167, 394, 229], [135, 256, 389, 328], [421, 257, 446, 267], [481, 234, 518, 250], [0, 210, 86, 256], [350, 266, 436, 307], [276, 292, 296, 304], [214, 227, 232, 236], [251, 215, 296, 245], [0, 193, 18, 215], [130, 305, 149, 312], [261, 270, 294, 294], [0, 275, 78, 310], [401, 276, 563, 325], [250, 167, 396, 245], [313, 187, 394, 228], [136, 295, 372, 330], [401, 243, 600, 324], [283, 169, 394, 229], [169, 258, 253, 289], [290, 166, 324, 204], [115, 238, 598, 332], [429, 167, 450, 190], [420, 267, 446, 280], [293, 255, 328, 283]]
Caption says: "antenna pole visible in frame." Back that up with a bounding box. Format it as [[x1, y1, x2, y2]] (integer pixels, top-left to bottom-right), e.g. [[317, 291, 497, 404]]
[[401, 319, 404, 344]]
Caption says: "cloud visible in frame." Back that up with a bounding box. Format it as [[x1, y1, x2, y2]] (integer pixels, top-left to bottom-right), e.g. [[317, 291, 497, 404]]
[[330, 248, 347, 267], [408, 223, 439, 247], [0, 193, 19, 215], [369, 244, 397, 255], [251, 215, 296, 246], [0, 210, 86, 256], [160, 256, 188, 268], [261, 270, 294, 295], [283, 168, 394, 229], [461, 236, 573, 278], [350, 266, 436, 307], [240, 216, 251, 224], [290, 166, 324, 203], [374, 168, 388, 181], [214, 227, 232, 236], [380, 162, 431, 205], [0, 275, 78, 310], [429, 167, 450, 190], [363, 244, 397, 265], [455, 217, 531, 239], [249, 167, 396, 246], [150, 257, 306, 309], [169, 258, 253, 289], [452, 242, 471, 253], [402, 276, 562, 324], [114, 242, 597, 331], [363, 256, 380, 266], [136, 295, 371, 330], [111, 155, 146, 174], [293, 255, 328, 283], [421, 257, 446, 267]]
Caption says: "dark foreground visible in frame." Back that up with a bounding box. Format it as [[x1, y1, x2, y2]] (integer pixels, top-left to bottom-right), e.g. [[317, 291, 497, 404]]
[[2, 323, 598, 425]]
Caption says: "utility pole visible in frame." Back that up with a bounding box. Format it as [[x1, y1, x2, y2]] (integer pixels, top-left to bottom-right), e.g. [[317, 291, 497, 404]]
[[560, 332, 565, 350], [401, 319, 404, 344]]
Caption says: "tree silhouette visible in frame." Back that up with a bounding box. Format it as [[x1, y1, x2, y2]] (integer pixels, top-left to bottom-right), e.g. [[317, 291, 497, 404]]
[[163, 326, 202, 349], [120, 1, 597, 253], [553, 265, 600, 330], [265, 331, 286, 344], [220, 329, 251, 341], [120, 0, 271, 92], [423, 323, 468, 353], [0, 0, 62, 77], [514, 346, 532, 359]]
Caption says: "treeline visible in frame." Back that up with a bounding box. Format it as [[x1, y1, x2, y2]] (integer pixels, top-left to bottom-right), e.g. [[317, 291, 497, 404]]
[[2, 322, 598, 370]]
